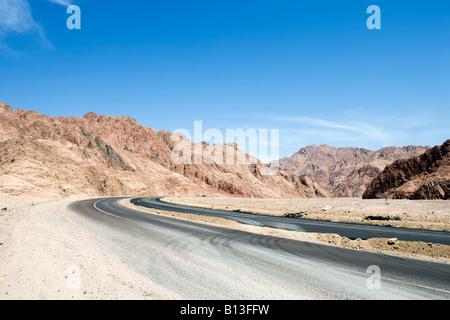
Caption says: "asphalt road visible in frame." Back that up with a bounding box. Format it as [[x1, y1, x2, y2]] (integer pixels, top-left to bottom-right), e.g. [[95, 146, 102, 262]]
[[132, 197, 450, 245], [68, 197, 450, 299]]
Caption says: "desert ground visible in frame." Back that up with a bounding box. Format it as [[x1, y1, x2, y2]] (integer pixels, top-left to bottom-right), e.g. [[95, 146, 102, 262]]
[[1, 194, 449, 300], [0, 195, 178, 299]]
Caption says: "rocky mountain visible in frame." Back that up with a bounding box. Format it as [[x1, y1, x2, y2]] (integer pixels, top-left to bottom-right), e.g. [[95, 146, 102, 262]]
[[362, 140, 450, 200], [0, 100, 328, 200], [274, 144, 430, 197]]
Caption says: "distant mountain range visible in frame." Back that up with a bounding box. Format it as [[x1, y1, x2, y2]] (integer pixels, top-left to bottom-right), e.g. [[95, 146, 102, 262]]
[[0, 101, 326, 199], [272, 143, 431, 198], [1, 100, 447, 200]]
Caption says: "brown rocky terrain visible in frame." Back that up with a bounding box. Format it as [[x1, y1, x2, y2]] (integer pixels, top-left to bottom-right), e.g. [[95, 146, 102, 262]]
[[273, 144, 430, 197], [363, 139, 450, 200], [0, 100, 327, 199]]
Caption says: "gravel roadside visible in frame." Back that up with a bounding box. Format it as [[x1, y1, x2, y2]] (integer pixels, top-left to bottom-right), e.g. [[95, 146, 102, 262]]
[[0, 196, 177, 300]]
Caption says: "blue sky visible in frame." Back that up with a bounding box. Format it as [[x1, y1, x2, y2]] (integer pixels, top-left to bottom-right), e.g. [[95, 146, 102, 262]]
[[0, 0, 449, 159]]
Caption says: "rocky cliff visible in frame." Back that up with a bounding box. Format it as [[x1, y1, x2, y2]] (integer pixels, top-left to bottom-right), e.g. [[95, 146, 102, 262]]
[[362, 140, 450, 200], [0, 101, 327, 199]]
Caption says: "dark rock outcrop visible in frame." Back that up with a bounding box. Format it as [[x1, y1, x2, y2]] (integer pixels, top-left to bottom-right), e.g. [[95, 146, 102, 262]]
[[362, 140, 450, 200]]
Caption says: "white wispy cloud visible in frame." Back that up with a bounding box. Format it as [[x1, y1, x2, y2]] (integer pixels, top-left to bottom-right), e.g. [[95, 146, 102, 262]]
[[275, 116, 392, 140], [47, 0, 73, 6], [0, 0, 63, 54], [0, 0, 38, 34], [269, 115, 404, 150]]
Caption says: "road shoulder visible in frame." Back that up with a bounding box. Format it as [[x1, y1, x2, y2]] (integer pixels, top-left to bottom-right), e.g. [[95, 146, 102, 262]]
[[0, 196, 178, 299]]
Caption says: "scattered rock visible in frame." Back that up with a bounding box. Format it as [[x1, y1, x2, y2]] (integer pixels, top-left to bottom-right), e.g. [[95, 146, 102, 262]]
[[387, 238, 398, 245], [285, 212, 306, 218], [364, 215, 401, 221]]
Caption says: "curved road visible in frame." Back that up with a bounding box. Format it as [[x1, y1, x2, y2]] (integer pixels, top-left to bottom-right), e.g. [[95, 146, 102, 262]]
[[133, 197, 450, 245], [68, 197, 450, 299]]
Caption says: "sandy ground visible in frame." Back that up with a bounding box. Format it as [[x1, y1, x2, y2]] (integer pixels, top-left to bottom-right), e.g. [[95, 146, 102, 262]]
[[153, 196, 450, 264], [0, 195, 178, 300], [1, 194, 449, 300]]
